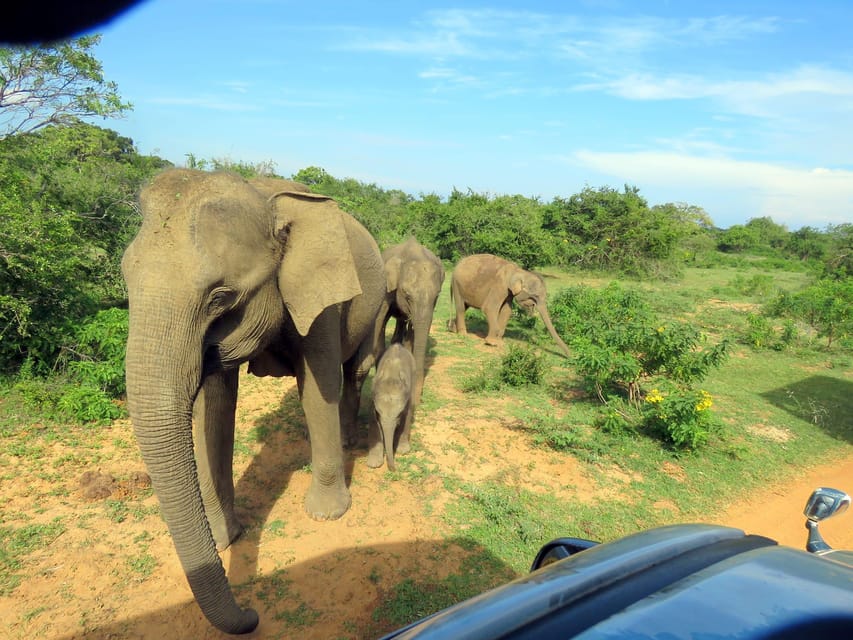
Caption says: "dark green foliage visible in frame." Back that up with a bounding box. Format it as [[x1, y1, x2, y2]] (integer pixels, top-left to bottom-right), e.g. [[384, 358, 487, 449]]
[[543, 185, 686, 276], [764, 278, 853, 349], [9, 304, 128, 424], [0, 122, 168, 373], [415, 189, 556, 268], [62, 308, 128, 395], [463, 344, 548, 392], [292, 166, 414, 248], [549, 283, 729, 449], [822, 223, 853, 279]]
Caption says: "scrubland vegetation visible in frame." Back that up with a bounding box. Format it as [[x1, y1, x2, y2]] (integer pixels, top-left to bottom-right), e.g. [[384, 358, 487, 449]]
[[2, 36, 852, 638]]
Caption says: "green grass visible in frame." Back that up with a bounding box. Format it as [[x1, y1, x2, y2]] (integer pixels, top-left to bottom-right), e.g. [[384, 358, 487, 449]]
[[0, 518, 66, 596], [374, 263, 853, 626], [0, 261, 850, 637]]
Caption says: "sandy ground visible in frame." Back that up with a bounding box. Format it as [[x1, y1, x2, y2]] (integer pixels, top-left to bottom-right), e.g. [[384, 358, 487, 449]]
[[2, 343, 852, 640]]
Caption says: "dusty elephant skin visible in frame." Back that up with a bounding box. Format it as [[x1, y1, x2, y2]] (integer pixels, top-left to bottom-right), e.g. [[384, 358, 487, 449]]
[[368, 343, 416, 470], [449, 253, 570, 357], [373, 237, 445, 404], [121, 169, 385, 634]]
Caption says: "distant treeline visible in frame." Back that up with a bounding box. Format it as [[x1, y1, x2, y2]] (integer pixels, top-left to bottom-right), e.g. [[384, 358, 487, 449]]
[[1, 121, 851, 376]]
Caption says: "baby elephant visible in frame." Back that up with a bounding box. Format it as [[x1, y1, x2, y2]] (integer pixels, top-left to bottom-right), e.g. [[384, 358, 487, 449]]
[[367, 343, 416, 471]]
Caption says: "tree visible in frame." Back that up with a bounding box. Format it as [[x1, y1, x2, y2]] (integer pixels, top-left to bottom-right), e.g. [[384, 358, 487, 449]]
[[0, 35, 130, 139], [543, 185, 684, 276], [0, 122, 169, 373]]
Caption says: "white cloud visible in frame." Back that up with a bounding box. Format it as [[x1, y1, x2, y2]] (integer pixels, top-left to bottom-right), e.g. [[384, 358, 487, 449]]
[[581, 65, 853, 116], [573, 150, 853, 228]]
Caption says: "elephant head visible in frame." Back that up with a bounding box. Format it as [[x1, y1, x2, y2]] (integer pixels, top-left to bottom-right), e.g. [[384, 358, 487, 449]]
[[505, 265, 571, 358], [380, 238, 444, 402], [121, 169, 376, 634]]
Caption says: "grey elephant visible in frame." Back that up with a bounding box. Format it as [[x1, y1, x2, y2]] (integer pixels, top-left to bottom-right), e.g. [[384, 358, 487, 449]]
[[372, 237, 444, 404], [367, 343, 416, 471], [121, 169, 385, 634], [449, 253, 570, 357]]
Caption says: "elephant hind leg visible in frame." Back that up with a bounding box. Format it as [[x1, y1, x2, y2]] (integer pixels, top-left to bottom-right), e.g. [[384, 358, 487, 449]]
[[340, 340, 373, 448]]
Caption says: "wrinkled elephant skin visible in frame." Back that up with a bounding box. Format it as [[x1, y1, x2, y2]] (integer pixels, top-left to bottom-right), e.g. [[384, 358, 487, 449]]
[[122, 169, 384, 634], [449, 253, 570, 357], [373, 237, 444, 404], [367, 343, 416, 470]]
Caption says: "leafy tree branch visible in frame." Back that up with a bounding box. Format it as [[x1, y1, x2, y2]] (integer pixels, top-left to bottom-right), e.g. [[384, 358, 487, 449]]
[[0, 35, 130, 139]]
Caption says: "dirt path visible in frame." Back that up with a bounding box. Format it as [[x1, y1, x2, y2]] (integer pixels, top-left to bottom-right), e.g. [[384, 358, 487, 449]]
[[715, 453, 853, 549], [3, 357, 852, 640]]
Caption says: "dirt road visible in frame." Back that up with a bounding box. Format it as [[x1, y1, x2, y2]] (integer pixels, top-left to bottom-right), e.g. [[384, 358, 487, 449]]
[[717, 453, 853, 549]]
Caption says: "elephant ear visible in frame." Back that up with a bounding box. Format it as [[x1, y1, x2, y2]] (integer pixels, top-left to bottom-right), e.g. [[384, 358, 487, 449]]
[[508, 270, 524, 296], [384, 255, 402, 293], [270, 191, 362, 336]]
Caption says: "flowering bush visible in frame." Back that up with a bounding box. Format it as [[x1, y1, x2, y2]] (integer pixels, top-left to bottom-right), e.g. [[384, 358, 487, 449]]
[[641, 387, 718, 449], [548, 283, 729, 450]]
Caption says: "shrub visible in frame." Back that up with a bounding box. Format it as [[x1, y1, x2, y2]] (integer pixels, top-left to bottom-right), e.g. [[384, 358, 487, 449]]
[[462, 344, 548, 392], [549, 283, 728, 449], [550, 283, 729, 403], [641, 387, 719, 450], [10, 308, 128, 424], [498, 344, 547, 387], [61, 307, 128, 397]]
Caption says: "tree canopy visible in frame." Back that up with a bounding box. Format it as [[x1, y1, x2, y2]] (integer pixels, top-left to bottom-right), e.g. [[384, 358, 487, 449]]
[[0, 35, 130, 139]]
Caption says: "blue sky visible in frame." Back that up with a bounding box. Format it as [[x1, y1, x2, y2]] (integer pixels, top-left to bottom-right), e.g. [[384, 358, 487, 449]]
[[90, 0, 853, 230]]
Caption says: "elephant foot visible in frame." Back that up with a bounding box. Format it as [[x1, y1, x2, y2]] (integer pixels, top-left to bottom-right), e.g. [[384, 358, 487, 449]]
[[366, 448, 385, 468], [484, 336, 503, 347], [305, 471, 351, 521], [397, 439, 411, 455]]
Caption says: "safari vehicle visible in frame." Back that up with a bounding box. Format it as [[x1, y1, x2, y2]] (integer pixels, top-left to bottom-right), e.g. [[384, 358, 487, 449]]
[[383, 487, 852, 639]]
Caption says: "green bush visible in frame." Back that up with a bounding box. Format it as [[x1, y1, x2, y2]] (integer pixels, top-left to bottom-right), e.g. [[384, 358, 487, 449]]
[[463, 344, 548, 392], [641, 387, 719, 450], [764, 278, 853, 349], [61, 307, 128, 397], [549, 283, 728, 449], [550, 283, 729, 403], [9, 308, 128, 424]]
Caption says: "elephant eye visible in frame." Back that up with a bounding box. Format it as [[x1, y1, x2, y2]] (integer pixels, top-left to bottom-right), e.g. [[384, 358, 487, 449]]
[[206, 287, 237, 316]]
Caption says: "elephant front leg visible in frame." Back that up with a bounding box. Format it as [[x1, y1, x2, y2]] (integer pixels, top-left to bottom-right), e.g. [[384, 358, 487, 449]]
[[366, 414, 385, 468], [484, 301, 511, 346], [193, 368, 243, 551], [299, 311, 351, 520], [396, 400, 414, 456]]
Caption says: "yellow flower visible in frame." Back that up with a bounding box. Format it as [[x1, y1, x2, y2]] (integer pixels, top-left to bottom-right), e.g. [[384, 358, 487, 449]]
[[657, 326, 665, 333], [695, 390, 713, 412], [645, 388, 664, 404]]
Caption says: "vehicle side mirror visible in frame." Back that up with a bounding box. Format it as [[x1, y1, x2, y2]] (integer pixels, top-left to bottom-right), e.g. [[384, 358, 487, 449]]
[[804, 487, 851, 553], [530, 537, 599, 571]]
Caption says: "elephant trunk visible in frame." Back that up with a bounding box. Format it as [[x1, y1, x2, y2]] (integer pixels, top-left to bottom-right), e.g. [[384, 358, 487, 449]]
[[125, 318, 259, 635], [410, 309, 432, 403], [536, 303, 571, 358], [379, 415, 398, 471]]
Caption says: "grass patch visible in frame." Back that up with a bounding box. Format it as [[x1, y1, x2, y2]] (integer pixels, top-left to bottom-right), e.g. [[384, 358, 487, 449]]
[[0, 518, 66, 596]]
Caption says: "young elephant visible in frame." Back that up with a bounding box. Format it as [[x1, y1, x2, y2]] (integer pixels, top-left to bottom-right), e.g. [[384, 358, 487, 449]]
[[449, 253, 570, 357], [367, 343, 416, 471]]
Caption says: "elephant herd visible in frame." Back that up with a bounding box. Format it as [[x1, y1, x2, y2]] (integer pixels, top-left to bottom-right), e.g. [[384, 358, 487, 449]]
[[121, 169, 567, 634]]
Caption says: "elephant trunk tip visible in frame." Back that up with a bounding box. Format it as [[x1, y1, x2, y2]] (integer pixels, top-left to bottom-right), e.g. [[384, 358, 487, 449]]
[[218, 607, 259, 635]]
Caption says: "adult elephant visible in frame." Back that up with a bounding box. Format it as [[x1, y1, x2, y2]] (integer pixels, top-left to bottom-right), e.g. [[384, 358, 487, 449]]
[[373, 237, 444, 405], [121, 169, 384, 634], [449, 254, 570, 357]]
